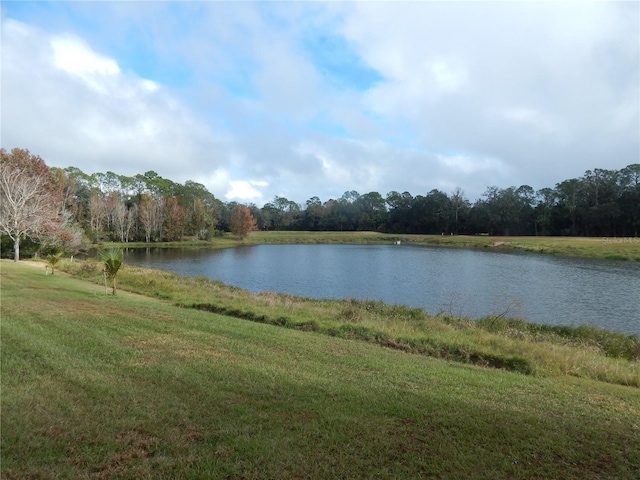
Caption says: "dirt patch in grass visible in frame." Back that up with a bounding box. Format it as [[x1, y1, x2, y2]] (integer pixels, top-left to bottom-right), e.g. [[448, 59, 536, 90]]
[[89, 429, 160, 479], [324, 345, 351, 356], [122, 335, 228, 364]]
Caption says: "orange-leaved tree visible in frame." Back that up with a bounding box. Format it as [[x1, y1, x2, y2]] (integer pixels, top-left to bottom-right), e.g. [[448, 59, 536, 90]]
[[230, 205, 257, 240]]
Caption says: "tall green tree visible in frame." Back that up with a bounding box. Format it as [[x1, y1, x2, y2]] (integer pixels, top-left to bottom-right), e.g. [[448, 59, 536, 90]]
[[386, 191, 414, 233], [619, 164, 640, 236], [556, 178, 583, 236], [482, 186, 532, 236], [302, 196, 325, 230], [262, 196, 300, 230], [354, 192, 388, 231], [535, 187, 558, 235]]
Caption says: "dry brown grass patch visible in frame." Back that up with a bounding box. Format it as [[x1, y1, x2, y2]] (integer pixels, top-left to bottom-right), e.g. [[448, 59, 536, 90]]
[[88, 429, 160, 479], [122, 335, 228, 364]]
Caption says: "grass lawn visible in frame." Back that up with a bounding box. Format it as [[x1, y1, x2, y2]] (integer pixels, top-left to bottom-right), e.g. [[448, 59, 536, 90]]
[[2, 260, 639, 479]]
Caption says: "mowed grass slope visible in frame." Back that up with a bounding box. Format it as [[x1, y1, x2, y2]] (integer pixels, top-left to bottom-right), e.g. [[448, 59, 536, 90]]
[[2, 260, 640, 479]]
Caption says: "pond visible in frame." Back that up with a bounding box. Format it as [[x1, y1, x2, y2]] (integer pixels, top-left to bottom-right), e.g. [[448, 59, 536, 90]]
[[124, 244, 640, 335]]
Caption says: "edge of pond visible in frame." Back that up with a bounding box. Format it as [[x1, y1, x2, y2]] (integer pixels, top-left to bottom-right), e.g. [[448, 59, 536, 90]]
[[98, 232, 640, 262]]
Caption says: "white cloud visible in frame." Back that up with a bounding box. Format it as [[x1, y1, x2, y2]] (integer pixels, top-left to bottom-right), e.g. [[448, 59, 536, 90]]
[[1, 16, 227, 188], [294, 141, 353, 186], [225, 180, 267, 202], [342, 1, 638, 188], [437, 154, 507, 177], [430, 59, 468, 93], [499, 107, 558, 135], [1, 1, 637, 207], [51, 34, 120, 76]]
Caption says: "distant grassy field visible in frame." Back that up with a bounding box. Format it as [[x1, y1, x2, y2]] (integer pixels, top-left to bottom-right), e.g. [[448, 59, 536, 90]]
[[105, 232, 640, 261], [242, 231, 640, 261], [3, 260, 639, 479]]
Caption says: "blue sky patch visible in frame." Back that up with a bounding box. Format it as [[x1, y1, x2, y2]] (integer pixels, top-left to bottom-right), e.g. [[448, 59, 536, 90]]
[[307, 111, 352, 139], [302, 32, 383, 91], [117, 45, 193, 90]]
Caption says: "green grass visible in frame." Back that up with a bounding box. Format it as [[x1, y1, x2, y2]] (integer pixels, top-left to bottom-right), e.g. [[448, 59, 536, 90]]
[[3, 260, 639, 479], [103, 232, 640, 261], [245, 232, 640, 261]]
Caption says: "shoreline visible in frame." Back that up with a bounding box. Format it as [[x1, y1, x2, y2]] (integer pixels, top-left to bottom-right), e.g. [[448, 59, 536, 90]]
[[42, 257, 639, 383], [97, 232, 640, 262]]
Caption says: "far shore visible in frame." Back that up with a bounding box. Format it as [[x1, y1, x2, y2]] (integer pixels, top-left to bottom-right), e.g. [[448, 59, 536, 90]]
[[99, 231, 640, 261]]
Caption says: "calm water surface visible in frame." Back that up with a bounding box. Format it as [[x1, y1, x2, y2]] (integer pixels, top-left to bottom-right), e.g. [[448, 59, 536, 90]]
[[125, 245, 640, 335]]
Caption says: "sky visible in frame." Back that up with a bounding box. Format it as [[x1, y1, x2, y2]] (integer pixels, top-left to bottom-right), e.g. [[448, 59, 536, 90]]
[[1, 1, 638, 206]]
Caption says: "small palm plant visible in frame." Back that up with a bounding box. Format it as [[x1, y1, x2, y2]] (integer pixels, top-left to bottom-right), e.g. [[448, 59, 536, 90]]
[[100, 248, 124, 295], [46, 251, 64, 275]]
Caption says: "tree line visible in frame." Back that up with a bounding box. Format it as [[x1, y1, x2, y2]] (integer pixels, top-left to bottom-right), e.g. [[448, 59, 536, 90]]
[[257, 168, 639, 237], [1, 147, 639, 259]]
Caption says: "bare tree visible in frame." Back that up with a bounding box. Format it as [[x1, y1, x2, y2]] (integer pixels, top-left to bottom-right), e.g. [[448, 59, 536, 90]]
[[88, 190, 109, 239], [105, 191, 129, 242], [40, 209, 84, 253], [0, 149, 59, 261], [138, 193, 164, 242], [124, 203, 138, 243], [451, 187, 468, 234], [138, 193, 155, 243]]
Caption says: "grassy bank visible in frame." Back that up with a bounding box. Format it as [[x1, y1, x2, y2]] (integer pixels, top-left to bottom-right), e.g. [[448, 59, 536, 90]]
[[54, 259, 639, 387], [244, 231, 640, 261], [103, 232, 640, 261], [2, 260, 639, 479]]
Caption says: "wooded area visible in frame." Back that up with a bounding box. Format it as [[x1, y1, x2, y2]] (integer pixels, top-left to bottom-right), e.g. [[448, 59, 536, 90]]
[[1, 147, 638, 259]]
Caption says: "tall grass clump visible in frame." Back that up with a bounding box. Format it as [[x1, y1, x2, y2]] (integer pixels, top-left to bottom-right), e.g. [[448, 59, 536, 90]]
[[476, 316, 640, 361]]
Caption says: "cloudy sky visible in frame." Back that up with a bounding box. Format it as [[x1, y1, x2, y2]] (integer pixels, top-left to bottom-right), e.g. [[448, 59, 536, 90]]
[[1, 1, 638, 206]]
